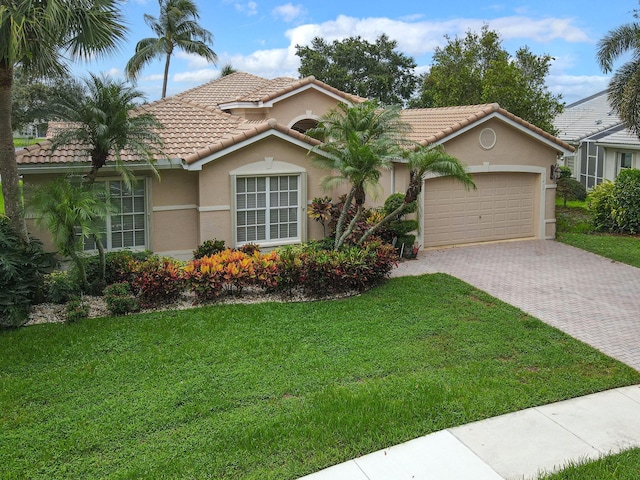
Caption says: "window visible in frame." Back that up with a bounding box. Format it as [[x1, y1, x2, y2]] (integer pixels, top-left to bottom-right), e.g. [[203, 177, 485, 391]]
[[618, 152, 633, 175], [83, 180, 147, 251], [580, 141, 604, 188], [236, 175, 299, 245]]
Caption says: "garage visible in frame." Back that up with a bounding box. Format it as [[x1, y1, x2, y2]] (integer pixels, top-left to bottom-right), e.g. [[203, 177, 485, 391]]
[[423, 172, 537, 247]]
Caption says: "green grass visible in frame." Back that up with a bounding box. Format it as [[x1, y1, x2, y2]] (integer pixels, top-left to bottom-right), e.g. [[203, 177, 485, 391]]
[[2, 275, 638, 479], [555, 200, 640, 269], [13, 137, 45, 148], [539, 448, 640, 479]]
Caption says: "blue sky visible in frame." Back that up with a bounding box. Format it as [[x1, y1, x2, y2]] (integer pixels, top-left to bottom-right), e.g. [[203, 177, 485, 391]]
[[79, 0, 639, 105]]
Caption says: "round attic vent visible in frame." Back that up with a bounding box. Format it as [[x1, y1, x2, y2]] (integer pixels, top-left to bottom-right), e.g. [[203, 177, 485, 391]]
[[479, 128, 497, 150]]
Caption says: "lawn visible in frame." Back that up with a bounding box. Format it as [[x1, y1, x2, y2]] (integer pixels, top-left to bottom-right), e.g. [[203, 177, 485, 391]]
[[540, 448, 640, 479], [2, 274, 638, 479], [555, 199, 640, 268]]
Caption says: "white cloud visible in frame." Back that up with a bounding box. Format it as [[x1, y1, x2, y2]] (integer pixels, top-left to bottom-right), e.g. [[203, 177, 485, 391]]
[[142, 73, 165, 82], [272, 3, 306, 23], [173, 68, 219, 83], [175, 51, 217, 68], [547, 74, 611, 104], [233, 1, 258, 16]]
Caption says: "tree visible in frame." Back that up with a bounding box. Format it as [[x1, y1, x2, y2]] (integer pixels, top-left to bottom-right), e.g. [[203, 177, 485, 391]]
[[413, 26, 563, 133], [12, 68, 85, 137], [29, 177, 116, 292], [358, 145, 475, 246], [597, 6, 640, 135], [219, 63, 237, 78], [51, 73, 165, 188], [308, 101, 407, 249], [0, 0, 126, 244], [296, 35, 418, 106], [126, 0, 217, 99]]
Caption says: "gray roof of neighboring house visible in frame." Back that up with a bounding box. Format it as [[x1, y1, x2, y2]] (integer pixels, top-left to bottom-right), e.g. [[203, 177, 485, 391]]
[[554, 90, 623, 143], [589, 124, 640, 148]]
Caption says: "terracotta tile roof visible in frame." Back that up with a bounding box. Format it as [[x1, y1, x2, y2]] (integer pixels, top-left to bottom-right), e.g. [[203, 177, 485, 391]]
[[402, 103, 574, 152], [15, 74, 572, 168]]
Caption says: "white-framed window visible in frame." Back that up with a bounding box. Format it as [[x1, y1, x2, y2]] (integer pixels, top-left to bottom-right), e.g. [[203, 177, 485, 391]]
[[618, 152, 633, 175], [235, 175, 300, 244], [580, 141, 604, 188], [83, 179, 147, 251]]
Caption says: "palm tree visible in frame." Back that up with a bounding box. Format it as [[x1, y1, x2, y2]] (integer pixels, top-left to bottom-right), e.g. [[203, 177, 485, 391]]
[[126, 0, 218, 99], [308, 101, 407, 250], [597, 14, 640, 134], [358, 144, 475, 246], [51, 74, 165, 189], [29, 178, 116, 292], [0, 0, 126, 244]]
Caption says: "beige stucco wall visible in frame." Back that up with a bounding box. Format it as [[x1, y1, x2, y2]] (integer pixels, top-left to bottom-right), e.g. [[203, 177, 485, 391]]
[[269, 89, 346, 127], [196, 135, 345, 247]]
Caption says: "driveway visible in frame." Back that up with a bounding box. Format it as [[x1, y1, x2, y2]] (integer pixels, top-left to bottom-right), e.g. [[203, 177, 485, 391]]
[[391, 240, 640, 371]]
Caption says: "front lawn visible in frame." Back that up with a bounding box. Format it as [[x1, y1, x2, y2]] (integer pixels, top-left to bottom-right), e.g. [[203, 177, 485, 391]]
[[539, 448, 640, 479], [555, 200, 640, 269], [2, 274, 638, 479]]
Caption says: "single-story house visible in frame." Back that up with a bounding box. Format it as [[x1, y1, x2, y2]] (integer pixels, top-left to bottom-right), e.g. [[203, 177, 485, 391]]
[[17, 72, 573, 258], [553, 89, 640, 188]]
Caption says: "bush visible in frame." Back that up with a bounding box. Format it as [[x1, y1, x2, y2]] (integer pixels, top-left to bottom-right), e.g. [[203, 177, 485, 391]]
[[65, 298, 90, 323], [44, 270, 80, 304], [273, 245, 304, 294], [80, 249, 152, 290], [193, 239, 226, 259], [588, 169, 640, 234], [238, 243, 260, 255], [383, 192, 417, 216], [0, 218, 56, 327], [556, 177, 587, 207], [612, 168, 640, 234], [132, 256, 185, 307], [184, 249, 261, 301], [589, 181, 616, 231], [298, 242, 397, 296], [104, 282, 140, 316]]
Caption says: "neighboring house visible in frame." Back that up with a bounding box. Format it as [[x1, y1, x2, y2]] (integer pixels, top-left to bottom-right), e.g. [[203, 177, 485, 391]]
[[554, 89, 640, 188], [17, 72, 572, 257]]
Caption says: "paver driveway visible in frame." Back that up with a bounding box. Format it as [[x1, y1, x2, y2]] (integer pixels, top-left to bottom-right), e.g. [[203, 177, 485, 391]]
[[392, 240, 640, 371]]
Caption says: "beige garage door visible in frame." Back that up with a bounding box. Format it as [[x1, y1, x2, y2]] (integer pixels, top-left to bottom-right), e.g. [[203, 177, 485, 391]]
[[423, 172, 536, 247]]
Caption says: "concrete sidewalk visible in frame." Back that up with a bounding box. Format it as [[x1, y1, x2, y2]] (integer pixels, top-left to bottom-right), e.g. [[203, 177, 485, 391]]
[[300, 385, 640, 480]]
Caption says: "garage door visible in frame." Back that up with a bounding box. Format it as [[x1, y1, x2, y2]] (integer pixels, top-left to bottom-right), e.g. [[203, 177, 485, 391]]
[[423, 172, 536, 247]]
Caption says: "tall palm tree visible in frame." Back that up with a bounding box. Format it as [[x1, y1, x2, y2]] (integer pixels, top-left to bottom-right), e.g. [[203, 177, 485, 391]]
[[0, 0, 126, 244], [358, 144, 475, 246], [29, 177, 116, 292], [597, 16, 640, 134], [308, 101, 407, 249], [51, 73, 165, 189], [126, 0, 217, 99]]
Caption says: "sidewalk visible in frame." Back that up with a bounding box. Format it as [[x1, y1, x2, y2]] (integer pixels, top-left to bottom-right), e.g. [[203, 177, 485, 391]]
[[299, 385, 640, 480]]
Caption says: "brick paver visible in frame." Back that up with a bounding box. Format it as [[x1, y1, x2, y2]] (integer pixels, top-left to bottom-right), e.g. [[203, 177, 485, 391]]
[[392, 240, 640, 371]]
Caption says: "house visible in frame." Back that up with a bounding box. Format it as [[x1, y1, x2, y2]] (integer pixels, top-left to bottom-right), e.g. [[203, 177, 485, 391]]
[[553, 89, 640, 188], [17, 72, 573, 257]]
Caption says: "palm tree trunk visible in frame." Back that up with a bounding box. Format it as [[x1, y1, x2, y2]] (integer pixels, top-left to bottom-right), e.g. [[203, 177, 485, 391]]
[[162, 53, 171, 99], [336, 205, 364, 250], [334, 188, 356, 250], [0, 65, 30, 245]]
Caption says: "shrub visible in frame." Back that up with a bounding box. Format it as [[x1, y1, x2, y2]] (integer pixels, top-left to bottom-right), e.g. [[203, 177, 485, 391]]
[[184, 249, 257, 301], [238, 242, 260, 255], [383, 192, 417, 216], [252, 250, 280, 291], [588, 181, 616, 232], [104, 282, 140, 316], [193, 239, 226, 259], [299, 242, 397, 296], [0, 218, 56, 327], [556, 177, 587, 207], [65, 298, 90, 323], [81, 249, 152, 289], [44, 270, 81, 304], [273, 245, 304, 294], [132, 256, 185, 307], [611, 168, 640, 234]]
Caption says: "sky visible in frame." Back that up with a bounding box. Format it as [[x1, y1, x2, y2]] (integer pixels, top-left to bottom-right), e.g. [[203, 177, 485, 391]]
[[78, 0, 640, 106]]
